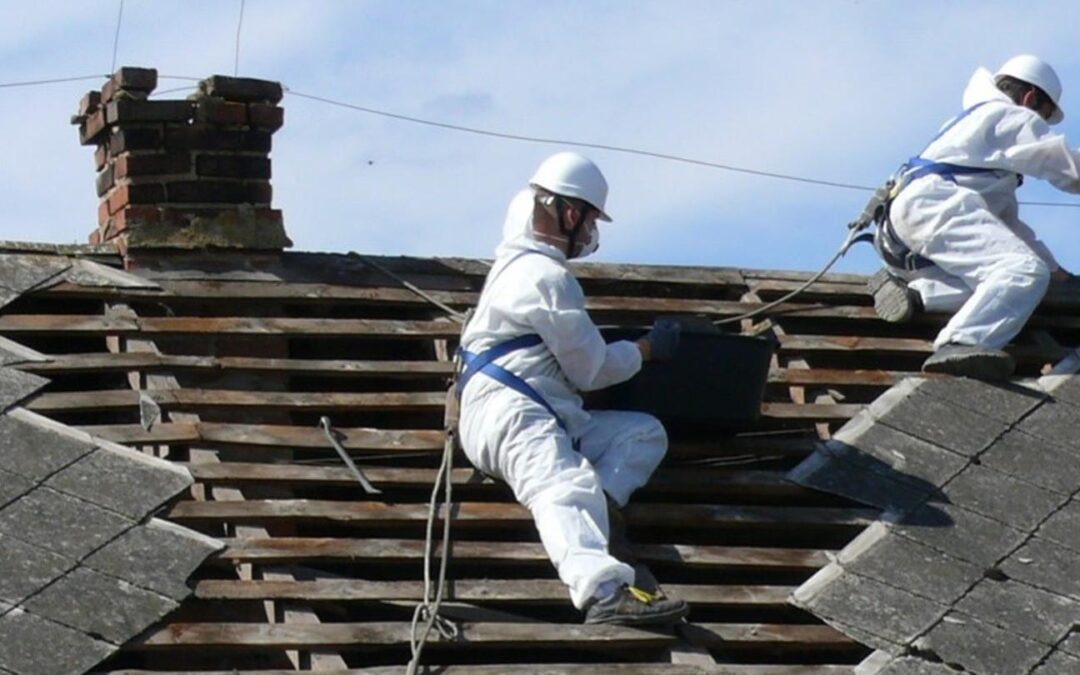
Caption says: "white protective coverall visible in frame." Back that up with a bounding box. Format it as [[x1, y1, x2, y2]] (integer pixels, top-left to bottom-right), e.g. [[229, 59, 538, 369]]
[[458, 189, 668, 609], [890, 66, 1080, 349]]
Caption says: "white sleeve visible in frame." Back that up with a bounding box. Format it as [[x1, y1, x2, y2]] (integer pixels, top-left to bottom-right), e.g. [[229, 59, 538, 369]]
[[995, 111, 1080, 193], [524, 268, 642, 392]]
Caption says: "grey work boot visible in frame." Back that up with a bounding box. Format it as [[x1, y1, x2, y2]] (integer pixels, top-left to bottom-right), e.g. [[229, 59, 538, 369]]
[[869, 268, 922, 323], [584, 585, 690, 627], [922, 343, 1016, 380]]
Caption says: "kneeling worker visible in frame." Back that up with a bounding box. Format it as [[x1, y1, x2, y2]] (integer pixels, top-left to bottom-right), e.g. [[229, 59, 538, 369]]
[[457, 152, 689, 626], [871, 54, 1080, 379]]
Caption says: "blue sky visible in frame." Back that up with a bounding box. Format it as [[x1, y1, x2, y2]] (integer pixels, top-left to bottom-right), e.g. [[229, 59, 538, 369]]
[[3, 1, 1080, 275]]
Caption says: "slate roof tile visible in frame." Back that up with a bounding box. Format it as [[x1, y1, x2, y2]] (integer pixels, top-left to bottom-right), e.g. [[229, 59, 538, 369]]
[[937, 463, 1066, 531], [0, 487, 135, 559], [0, 533, 73, 606], [0, 608, 112, 675], [0, 412, 94, 483], [979, 429, 1080, 494], [955, 578, 1080, 645], [1031, 648, 1080, 674], [915, 611, 1049, 675], [0, 468, 32, 509], [1017, 399, 1080, 454], [886, 500, 1027, 567], [868, 381, 1009, 457], [999, 537, 1080, 600], [1035, 498, 1080, 553], [0, 368, 48, 414], [23, 567, 176, 646]]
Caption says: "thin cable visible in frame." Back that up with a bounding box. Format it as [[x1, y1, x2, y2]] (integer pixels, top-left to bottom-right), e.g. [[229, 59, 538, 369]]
[[234, 0, 246, 77], [0, 75, 108, 89], [350, 252, 468, 323], [110, 0, 125, 73], [285, 88, 874, 192]]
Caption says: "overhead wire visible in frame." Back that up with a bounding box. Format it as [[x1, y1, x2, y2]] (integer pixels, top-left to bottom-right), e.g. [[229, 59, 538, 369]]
[[110, 0, 125, 74], [234, 0, 246, 77]]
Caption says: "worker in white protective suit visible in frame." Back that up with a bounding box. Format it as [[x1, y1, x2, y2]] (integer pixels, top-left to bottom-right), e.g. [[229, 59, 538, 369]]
[[457, 152, 690, 626], [870, 54, 1080, 379]]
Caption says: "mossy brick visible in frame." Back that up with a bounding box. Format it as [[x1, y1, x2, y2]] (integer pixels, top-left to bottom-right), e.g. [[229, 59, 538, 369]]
[[114, 153, 192, 178], [0, 532, 73, 605], [888, 501, 1027, 567], [0, 413, 94, 482], [164, 127, 271, 152], [199, 75, 283, 103], [195, 155, 271, 179], [123, 206, 290, 249], [870, 389, 1008, 456], [914, 376, 1045, 424], [979, 430, 1080, 494], [1000, 537, 1080, 600], [915, 611, 1049, 675], [0, 609, 113, 675], [45, 446, 191, 520], [106, 99, 193, 124], [1035, 499, 1080, 553], [101, 67, 158, 102], [1018, 399, 1080, 454], [0, 487, 134, 559], [940, 464, 1065, 531], [956, 578, 1080, 645], [24, 567, 176, 645], [85, 519, 221, 601], [248, 103, 284, 131]]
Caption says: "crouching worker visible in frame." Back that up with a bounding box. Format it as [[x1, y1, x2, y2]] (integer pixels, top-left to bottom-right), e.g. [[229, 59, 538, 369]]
[[457, 152, 689, 626], [870, 55, 1080, 380]]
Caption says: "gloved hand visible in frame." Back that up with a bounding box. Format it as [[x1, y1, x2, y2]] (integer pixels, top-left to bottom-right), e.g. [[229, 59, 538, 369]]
[[644, 318, 681, 361]]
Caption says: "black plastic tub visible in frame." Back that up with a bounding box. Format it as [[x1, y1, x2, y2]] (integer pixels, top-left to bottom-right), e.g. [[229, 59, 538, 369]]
[[596, 318, 776, 432]]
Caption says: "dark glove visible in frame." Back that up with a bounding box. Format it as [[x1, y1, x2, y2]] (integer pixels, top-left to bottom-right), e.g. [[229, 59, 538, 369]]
[[645, 318, 681, 361]]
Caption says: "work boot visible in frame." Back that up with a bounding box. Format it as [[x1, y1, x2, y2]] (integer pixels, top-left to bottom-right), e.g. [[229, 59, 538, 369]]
[[584, 585, 690, 627], [869, 268, 922, 323], [922, 343, 1016, 380], [606, 497, 662, 595]]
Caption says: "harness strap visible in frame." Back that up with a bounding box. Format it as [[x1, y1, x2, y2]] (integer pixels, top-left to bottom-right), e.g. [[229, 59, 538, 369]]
[[457, 334, 567, 431]]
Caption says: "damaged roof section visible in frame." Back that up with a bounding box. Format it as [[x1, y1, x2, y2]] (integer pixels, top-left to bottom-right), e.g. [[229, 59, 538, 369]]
[[789, 362, 1080, 674], [0, 254, 220, 675]]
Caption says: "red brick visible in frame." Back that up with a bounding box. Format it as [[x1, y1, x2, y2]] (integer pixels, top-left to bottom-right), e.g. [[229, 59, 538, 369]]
[[98, 199, 112, 225], [106, 99, 193, 124], [164, 180, 248, 204], [245, 182, 273, 204], [110, 206, 160, 234], [79, 110, 108, 146], [95, 165, 115, 197], [94, 145, 108, 172], [110, 127, 163, 153], [247, 104, 284, 132], [164, 127, 271, 153], [88, 228, 102, 246], [196, 155, 270, 179], [115, 153, 192, 178], [79, 90, 102, 117], [108, 183, 166, 212], [102, 67, 158, 102], [194, 99, 247, 126]]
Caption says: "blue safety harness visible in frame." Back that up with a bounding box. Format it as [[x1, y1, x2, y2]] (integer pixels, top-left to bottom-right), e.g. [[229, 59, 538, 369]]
[[876, 101, 1016, 271], [455, 250, 568, 431]]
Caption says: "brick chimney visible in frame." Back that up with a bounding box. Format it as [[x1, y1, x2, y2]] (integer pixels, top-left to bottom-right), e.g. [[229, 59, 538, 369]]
[[72, 67, 292, 254]]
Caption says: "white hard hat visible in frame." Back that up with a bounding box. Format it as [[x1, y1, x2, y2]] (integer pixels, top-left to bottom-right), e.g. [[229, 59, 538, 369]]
[[529, 152, 612, 221], [995, 54, 1064, 124]]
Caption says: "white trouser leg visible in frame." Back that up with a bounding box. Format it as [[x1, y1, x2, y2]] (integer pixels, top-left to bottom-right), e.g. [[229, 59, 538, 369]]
[[459, 392, 634, 609], [892, 189, 1050, 350], [573, 410, 667, 507], [903, 266, 973, 314]]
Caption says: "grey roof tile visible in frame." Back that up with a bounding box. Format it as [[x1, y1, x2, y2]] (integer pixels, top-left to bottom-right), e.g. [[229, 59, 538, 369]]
[[0, 608, 112, 675], [869, 385, 1008, 457], [915, 611, 1049, 675], [979, 429, 1080, 494], [914, 376, 1045, 424], [0, 468, 33, 509], [786, 444, 933, 513], [938, 464, 1065, 531], [956, 578, 1080, 645], [887, 501, 1027, 567], [1018, 399, 1080, 454], [85, 518, 222, 601], [832, 413, 970, 490], [0, 487, 134, 559], [23, 567, 176, 646], [793, 563, 947, 652], [1031, 648, 1080, 675], [864, 655, 960, 674], [1059, 631, 1080, 657], [0, 532, 74, 605], [1036, 498, 1080, 553], [1000, 537, 1080, 601], [45, 445, 192, 520], [1039, 372, 1080, 407], [0, 412, 94, 483], [838, 526, 982, 605], [0, 368, 48, 414], [0, 254, 71, 307]]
